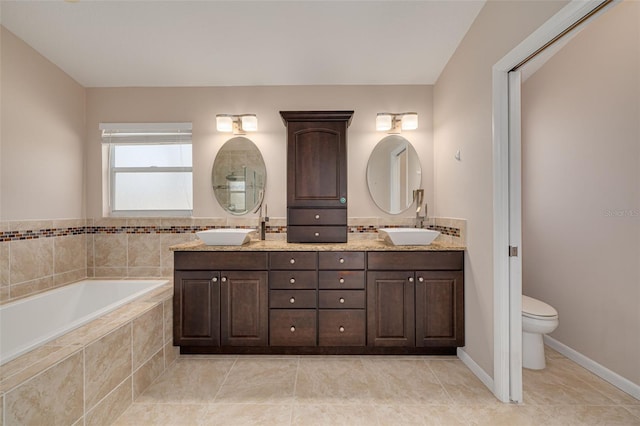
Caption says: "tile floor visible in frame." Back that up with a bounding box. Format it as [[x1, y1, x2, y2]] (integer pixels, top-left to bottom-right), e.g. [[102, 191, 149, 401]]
[[114, 347, 640, 425]]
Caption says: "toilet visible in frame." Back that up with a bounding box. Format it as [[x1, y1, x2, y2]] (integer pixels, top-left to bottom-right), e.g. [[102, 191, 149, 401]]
[[522, 295, 559, 370]]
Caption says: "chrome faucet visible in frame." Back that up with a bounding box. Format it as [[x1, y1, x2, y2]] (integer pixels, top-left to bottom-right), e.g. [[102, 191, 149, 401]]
[[414, 189, 426, 228], [258, 203, 269, 240]]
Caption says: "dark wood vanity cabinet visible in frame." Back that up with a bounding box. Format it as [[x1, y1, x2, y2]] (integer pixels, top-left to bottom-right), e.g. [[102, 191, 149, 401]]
[[367, 251, 464, 349], [280, 111, 353, 243], [173, 252, 269, 347], [174, 249, 464, 354]]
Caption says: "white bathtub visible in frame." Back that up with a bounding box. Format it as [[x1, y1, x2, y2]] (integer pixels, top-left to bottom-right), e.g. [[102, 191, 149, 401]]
[[0, 279, 169, 365]]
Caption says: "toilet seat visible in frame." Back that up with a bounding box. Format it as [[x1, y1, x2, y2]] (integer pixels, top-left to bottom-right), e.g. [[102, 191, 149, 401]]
[[522, 295, 558, 319]]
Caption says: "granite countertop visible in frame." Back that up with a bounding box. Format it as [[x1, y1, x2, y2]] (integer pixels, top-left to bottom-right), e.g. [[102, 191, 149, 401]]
[[170, 238, 465, 252]]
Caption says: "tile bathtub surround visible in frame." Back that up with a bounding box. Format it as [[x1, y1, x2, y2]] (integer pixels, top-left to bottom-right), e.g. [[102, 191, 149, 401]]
[[114, 348, 640, 426], [0, 284, 174, 426]]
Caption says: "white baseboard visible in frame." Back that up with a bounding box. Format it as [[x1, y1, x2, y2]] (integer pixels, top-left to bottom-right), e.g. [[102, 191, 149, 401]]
[[457, 347, 495, 395], [544, 335, 640, 400]]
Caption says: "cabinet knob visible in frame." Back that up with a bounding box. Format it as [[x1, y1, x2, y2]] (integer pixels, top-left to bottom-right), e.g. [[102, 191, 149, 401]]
[[339, 258, 345, 264], [290, 326, 296, 332], [289, 297, 296, 304], [314, 232, 320, 237], [290, 258, 296, 264], [339, 326, 345, 333], [339, 297, 345, 304], [222, 277, 228, 282], [408, 277, 414, 283], [418, 277, 424, 282], [315, 214, 320, 220], [211, 277, 218, 283], [339, 278, 345, 284], [289, 278, 296, 284]]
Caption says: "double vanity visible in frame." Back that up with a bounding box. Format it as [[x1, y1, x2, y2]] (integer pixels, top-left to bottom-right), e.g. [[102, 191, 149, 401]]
[[174, 110, 465, 356], [171, 239, 464, 355]]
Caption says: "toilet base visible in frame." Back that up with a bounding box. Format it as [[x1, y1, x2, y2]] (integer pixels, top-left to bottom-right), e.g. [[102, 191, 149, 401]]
[[523, 331, 546, 370]]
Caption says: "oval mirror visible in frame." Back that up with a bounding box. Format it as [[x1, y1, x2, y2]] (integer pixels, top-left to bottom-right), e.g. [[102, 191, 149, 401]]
[[212, 137, 266, 215], [366, 135, 422, 214]]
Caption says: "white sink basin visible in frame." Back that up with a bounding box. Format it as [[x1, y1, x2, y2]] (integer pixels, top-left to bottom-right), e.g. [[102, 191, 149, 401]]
[[378, 228, 440, 246], [196, 229, 256, 246]]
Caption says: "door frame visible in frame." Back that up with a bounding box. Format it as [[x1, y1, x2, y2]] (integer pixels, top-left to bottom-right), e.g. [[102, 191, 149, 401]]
[[491, 0, 617, 403]]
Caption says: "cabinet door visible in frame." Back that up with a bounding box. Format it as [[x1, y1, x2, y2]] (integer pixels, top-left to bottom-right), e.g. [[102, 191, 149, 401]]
[[287, 120, 347, 208], [415, 271, 464, 347], [220, 271, 268, 346], [367, 271, 415, 347], [173, 271, 220, 346]]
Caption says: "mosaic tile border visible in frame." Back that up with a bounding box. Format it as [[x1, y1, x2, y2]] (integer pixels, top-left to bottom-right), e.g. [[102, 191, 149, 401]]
[[0, 222, 460, 242]]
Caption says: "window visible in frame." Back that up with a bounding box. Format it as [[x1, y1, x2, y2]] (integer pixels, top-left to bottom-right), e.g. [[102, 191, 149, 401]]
[[100, 123, 193, 216]]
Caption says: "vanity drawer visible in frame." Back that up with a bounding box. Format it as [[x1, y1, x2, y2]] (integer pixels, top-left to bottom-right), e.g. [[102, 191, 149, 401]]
[[318, 310, 366, 346], [270, 310, 317, 346], [174, 251, 268, 270], [269, 271, 317, 289], [367, 251, 464, 271], [318, 290, 365, 309], [287, 226, 347, 243], [318, 252, 365, 270], [319, 271, 365, 289], [288, 208, 347, 225], [270, 290, 316, 309], [269, 252, 317, 270]]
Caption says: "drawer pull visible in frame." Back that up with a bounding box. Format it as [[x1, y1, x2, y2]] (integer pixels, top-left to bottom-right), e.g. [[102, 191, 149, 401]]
[[314, 232, 320, 237], [408, 277, 414, 283], [290, 326, 296, 332], [339, 326, 345, 333], [339, 297, 345, 304], [315, 214, 320, 220], [290, 258, 296, 264], [289, 297, 296, 304], [211, 277, 218, 283], [222, 277, 228, 283], [339, 278, 345, 284], [339, 258, 345, 264], [290, 277, 296, 284], [418, 276, 424, 282]]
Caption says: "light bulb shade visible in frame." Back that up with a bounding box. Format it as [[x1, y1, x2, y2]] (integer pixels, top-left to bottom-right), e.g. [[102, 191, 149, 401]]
[[401, 113, 418, 130], [376, 113, 392, 131], [216, 115, 234, 132], [240, 114, 258, 132]]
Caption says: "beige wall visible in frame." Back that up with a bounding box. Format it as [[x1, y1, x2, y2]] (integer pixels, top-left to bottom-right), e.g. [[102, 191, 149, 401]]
[[0, 26, 86, 221], [522, 1, 640, 385], [433, 0, 568, 376], [85, 86, 434, 221]]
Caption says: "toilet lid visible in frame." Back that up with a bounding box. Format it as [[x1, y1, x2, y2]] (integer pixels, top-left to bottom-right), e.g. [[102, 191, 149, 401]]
[[522, 295, 558, 318]]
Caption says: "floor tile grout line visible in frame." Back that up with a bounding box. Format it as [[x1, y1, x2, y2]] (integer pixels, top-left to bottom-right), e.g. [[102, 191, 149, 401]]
[[289, 356, 301, 425], [211, 356, 239, 404], [423, 358, 456, 405]]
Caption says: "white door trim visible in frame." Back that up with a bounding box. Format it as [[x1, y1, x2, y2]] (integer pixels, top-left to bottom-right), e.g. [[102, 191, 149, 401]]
[[491, 0, 617, 403]]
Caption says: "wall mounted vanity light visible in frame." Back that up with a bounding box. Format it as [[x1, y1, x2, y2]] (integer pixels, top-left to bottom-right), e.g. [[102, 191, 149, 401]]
[[215, 114, 258, 135], [375, 112, 418, 134]]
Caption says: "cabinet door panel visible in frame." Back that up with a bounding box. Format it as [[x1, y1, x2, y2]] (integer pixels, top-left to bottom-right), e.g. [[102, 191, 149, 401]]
[[367, 271, 415, 347], [415, 271, 464, 347], [220, 271, 268, 346], [173, 271, 220, 346], [287, 122, 346, 207]]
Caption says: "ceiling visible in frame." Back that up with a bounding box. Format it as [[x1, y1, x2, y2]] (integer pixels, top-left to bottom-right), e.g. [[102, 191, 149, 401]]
[[0, 0, 485, 88]]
